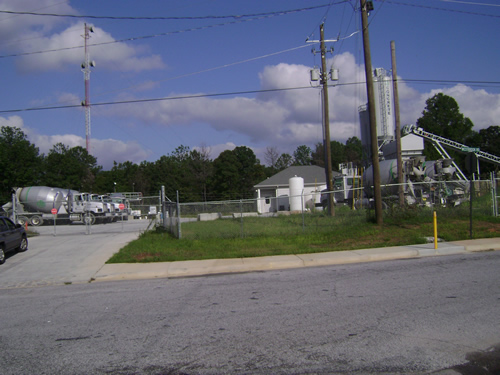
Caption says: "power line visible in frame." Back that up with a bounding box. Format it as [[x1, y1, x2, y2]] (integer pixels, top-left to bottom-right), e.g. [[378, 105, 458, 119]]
[[2, 78, 499, 115], [374, 0, 500, 17], [401, 78, 500, 88], [91, 44, 315, 100], [0, 3, 340, 20], [0, 86, 316, 114], [0, 4, 343, 60], [438, 0, 500, 7], [0, 16, 276, 59]]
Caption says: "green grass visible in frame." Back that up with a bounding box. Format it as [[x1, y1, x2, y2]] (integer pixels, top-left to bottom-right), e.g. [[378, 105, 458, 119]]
[[107, 202, 500, 264]]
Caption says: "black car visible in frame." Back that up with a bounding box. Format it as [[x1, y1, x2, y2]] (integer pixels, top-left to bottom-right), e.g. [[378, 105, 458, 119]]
[[0, 216, 28, 264]]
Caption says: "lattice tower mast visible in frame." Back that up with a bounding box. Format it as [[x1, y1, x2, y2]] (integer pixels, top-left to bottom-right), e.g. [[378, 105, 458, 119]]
[[82, 23, 94, 153]]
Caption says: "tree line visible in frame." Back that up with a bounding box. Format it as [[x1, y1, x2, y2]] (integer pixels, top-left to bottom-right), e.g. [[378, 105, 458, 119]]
[[0, 125, 363, 204], [1, 93, 498, 204]]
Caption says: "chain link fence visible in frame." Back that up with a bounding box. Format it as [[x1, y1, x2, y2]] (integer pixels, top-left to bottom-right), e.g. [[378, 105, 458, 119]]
[[153, 174, 498, 240], [8, 176, 495, 239]]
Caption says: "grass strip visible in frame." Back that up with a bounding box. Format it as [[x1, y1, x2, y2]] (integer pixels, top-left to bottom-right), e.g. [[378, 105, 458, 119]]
[[107, 205, 499, 264]]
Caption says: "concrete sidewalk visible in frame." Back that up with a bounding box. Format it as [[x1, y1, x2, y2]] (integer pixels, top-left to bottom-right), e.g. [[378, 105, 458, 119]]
[[92, 237, 500, 282]]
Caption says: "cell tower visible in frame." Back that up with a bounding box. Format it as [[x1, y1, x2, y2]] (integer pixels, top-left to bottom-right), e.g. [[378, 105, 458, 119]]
[[81, 23, 95, 153]]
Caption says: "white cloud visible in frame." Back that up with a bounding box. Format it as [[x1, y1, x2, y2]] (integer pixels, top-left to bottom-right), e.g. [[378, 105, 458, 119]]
[[23, 51, 497, 164], [103, 52, 371, 149], [397, 84, 500, 131], [0, 115, 25, 129], [0, 0, 76, 45], [3, 15, 166, 73], [432, 85, 500, 129], [90, 138, 152, 169]]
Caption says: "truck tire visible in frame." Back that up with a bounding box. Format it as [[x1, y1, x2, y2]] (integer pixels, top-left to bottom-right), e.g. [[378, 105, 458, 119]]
[[30, 215, 43, 226], [84, 212, 95, 225], [17, 216, 29, 226]]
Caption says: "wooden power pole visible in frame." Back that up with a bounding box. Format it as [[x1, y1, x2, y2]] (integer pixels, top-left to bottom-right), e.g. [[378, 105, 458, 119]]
[[360, 0, 383, 225], [320, 24, 335, 216], [391, 40, 405, 207]]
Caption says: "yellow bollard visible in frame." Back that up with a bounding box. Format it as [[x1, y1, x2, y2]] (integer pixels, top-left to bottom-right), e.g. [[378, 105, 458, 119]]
[[433, 211, 438, 249]]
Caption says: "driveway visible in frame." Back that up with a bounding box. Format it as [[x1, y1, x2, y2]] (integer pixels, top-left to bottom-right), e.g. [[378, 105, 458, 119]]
[[0, 219, 151, 289]]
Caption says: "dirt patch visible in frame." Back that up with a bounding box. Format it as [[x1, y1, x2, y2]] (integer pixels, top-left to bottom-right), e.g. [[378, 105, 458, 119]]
[[133, 253, 162, 262]]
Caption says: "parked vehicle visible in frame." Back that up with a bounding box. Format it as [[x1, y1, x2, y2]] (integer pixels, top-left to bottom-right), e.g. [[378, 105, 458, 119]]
[[0, 215, 28, 264], [2, 186, 113, 226], [88, 194, 130, 221]]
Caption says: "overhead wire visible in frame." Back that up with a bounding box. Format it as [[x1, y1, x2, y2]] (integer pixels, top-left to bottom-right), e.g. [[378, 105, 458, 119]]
[[2, 79, 499, 115], [374, 0, 500, 17], [0, 86, 317, 114], [438, 0, 500, 7], [91, 44, 315, 100], [0, 3, 350, 60], [0, 3, 336, 21], [3, 1, 498, 125], [368, 0, 387, 26]]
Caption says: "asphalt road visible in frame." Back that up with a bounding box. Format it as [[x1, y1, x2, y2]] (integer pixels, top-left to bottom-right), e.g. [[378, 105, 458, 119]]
[[1, 251, 499, 374]]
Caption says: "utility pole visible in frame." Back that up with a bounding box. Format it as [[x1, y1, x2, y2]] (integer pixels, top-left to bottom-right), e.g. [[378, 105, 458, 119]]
[[360, 0, 383, 225], [319, 24, 335, 216], [82, 23, 95, 154], [391, 41, 404, 207]]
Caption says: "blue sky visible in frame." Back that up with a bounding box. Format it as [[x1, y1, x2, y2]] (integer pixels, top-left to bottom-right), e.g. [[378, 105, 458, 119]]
[[1, 0, 499, 169]]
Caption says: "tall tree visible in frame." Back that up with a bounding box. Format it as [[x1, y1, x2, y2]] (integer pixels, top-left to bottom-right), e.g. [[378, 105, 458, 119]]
[[293, 145, 313, 166], [416, 93, 474, 163], [330, 141, 346, 171], [42, 143, 100, 191], [0, 126, 43, 202], [187, 147, 213, 202], [465, 125, 500, 176], [345, 137, 362, 164], [94, 161, 141, 194], [264, 146, 280, 170], [210, 146, 265, 200], [210, 149, 241, 200], [311, 142, 325, 167], [478, 126, 500, 156], [275, 153, 293, 171]]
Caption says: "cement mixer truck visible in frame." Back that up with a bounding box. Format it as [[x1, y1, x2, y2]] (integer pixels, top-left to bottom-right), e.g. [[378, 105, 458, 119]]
[[2, 186, 113, 226]]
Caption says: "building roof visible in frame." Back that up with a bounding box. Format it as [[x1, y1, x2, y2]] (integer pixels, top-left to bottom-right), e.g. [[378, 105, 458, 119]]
[[254, 165, 341, 188]]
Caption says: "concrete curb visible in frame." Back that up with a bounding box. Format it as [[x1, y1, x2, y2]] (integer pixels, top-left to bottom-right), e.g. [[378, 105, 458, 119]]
[[92, 238, 499, 283]]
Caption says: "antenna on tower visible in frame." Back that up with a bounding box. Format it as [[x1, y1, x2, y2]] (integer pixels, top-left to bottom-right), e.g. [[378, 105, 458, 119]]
[[81, 23, 95, 153]]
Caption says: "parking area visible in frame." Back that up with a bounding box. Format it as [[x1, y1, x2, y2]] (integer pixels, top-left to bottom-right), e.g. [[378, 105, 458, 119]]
[[0, 219, 151, 289]]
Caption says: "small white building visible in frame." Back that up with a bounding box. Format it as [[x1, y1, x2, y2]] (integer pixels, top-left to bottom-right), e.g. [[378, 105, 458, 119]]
[[254, 166, 341, 213]]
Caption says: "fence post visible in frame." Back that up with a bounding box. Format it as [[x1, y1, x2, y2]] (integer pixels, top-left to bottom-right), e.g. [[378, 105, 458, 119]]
[[433, 211, 438, 250], [301, 189, 305, 232], [469, 176, 474, 239], [240, 199, 244, 238], [492, 172, 498, 217], [85, 194, 91, 235], [176, 191, 181, 239], [161, 185, 167, 229], [11, 192, 17, 225]]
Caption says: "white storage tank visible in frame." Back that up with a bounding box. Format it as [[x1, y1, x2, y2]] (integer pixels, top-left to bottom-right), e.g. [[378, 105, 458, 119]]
[[289, 176, 304, 212]]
